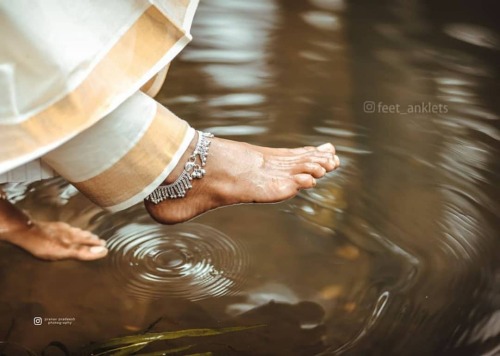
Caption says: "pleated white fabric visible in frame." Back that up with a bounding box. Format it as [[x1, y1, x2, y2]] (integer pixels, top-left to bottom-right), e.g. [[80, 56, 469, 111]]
[[0, 159, 56, 183], [0, 0, 199, 211]]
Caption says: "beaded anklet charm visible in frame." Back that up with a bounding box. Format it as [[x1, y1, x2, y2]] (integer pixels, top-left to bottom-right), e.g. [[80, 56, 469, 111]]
[[146, 131, 214, 204]]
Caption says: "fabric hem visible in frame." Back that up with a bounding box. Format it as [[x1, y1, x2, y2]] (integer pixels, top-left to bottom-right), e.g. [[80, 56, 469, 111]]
[[0, 5, 198, 176], [106, 127, 195, 212]]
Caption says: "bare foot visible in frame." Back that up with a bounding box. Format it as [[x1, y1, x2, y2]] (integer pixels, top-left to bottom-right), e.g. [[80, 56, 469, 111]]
[[145, 134, 340, 225], [1, 221, 108, 261], [0, 195, 108, 261]]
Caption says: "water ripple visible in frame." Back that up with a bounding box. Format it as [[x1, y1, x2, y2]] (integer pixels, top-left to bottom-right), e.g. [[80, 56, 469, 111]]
[[105, 223, 250, 301], [444, 23, 499, 50]]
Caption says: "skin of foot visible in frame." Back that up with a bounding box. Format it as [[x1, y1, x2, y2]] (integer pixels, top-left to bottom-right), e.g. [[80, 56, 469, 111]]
[[0, 195, 108, 261], [145, 133, 340, 225], [0, 136, 338, 260]]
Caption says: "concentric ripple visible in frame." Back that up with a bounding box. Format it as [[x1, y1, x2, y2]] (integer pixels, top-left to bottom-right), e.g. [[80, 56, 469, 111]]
[[105, 222, 250, 301]]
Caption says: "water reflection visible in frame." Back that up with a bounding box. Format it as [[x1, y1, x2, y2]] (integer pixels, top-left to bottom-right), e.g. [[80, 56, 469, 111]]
[[444, 23, 499, 50], [346, 0, 500, 353], [0, 342, 36, 356], [103, 220, 249, 301], [0, 0, 499, 354], [183, 0, 277, 89]]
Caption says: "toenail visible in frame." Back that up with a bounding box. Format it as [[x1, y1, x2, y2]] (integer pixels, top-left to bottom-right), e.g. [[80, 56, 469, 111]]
[[312, 178, 317, 186], [318, 143, 333, 152], [90, 246, 107, 254]]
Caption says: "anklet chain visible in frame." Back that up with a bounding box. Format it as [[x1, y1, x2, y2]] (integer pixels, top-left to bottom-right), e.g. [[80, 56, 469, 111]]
[[145, 131, 214, 204]]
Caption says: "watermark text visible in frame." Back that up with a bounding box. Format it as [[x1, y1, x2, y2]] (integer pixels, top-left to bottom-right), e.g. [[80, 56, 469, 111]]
[[363, 101, 448, 115], [33, 316, 76, 326]]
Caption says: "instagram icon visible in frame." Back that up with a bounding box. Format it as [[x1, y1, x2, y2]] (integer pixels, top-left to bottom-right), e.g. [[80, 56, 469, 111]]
[[363, 101, 376, 113], [33, 317, 42, 326]]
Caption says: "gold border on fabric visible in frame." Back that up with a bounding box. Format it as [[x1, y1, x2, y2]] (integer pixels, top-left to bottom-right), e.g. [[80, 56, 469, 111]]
[[73, 104, 188, 208], [0, 7, 184, 168], [141, 64, 171, 97]]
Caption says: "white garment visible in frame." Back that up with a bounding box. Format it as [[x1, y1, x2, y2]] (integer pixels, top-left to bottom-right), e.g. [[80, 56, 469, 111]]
[[0, 0, 199, 210], [0, 0, 150, 124], [0, 159, 55, 183]]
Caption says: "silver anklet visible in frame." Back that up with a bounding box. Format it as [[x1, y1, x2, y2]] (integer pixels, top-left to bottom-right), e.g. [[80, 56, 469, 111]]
[[146, 131, 214, 204]]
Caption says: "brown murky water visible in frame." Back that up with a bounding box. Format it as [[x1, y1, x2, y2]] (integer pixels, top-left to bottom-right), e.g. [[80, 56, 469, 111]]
[[1, 0, 499, 354]]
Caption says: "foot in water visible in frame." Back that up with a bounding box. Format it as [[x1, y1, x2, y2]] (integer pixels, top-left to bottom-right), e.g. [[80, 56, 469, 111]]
[[0, 197, 108, 261], [145, 134, 339, 225], [0, 136, 338, 260]]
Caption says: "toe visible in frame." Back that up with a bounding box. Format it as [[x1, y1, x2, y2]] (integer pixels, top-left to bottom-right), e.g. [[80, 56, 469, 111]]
[[71, 245, 108, 261], [308, 153, 336, 171], [334, 155, 340, 168], [68, 228, 105, 246], [317, 143, 336, 154], [294, 174, 316, 190], [298, 162, 326, 178], [289, 146, 317, 154]]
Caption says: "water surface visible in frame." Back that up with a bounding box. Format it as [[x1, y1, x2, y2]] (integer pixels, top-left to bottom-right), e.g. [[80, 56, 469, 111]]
[[1, 0, 499, 354]]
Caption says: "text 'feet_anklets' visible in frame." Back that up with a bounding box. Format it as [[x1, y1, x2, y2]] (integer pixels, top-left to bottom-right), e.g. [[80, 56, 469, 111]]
[[146, 131, 214, 204]]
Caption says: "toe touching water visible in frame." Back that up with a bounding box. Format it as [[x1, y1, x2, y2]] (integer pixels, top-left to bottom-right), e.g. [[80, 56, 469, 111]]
[[0, 0, 344, 261], [0, 193, 108, 261], [1, 0, 499, 354], [0, 134, 339, 260], [145, 134, 340, 225], [0, 0, 341, 261]]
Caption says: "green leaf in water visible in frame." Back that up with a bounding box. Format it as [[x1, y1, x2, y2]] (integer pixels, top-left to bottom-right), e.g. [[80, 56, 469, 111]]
[[82, 325, 264, 355], [92, 341, 149, 356], [135, 344, 194, 355]]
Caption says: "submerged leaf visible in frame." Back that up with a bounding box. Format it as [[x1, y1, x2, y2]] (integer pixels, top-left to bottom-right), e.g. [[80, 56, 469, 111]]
[[92, 341, 149, 356], [135, 344, 194, 355], [82, 325, 264, 355]]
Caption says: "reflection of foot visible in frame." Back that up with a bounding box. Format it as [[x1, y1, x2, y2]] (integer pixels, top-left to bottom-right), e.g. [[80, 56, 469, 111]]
[[1, 221, 108, 261], [145, 136, 340, 225]]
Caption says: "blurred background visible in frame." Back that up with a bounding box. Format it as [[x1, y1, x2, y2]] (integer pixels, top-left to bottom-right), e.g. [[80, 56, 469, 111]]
[[0, 0, 499, 354]]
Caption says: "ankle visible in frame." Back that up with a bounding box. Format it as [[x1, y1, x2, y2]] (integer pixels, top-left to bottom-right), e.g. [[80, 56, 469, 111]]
[[146, 131, 214, 204], [0, 217, 35, 242], [165, 131, 199, 184], [0, 198, 35, 240]]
